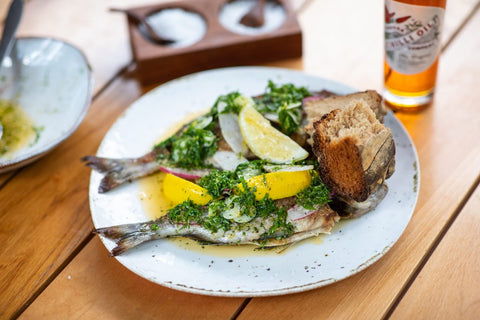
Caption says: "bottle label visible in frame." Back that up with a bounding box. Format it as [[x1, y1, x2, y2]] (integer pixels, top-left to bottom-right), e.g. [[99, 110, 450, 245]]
[[385, 1, 445, 74]]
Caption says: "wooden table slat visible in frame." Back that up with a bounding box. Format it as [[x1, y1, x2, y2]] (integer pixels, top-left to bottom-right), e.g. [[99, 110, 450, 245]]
[[0, 76, 142, 319], [1, 0, 479, 319], [19, 236, 244, 320], [389, 183, 480, 319]]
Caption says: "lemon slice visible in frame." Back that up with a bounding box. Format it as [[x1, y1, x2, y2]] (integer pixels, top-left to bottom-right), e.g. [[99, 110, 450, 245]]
[[238, 170, 312, 201], [238, 101, 308, 164], [163, 173, 212, 206]]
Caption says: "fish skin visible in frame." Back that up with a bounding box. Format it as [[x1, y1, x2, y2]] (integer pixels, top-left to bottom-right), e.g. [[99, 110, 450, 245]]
[[83, 123, 235, 193], [96, 204, 339, 256], [82, 149, 162, 193]]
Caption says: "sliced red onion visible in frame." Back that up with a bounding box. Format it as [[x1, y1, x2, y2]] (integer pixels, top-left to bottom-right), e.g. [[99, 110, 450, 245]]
[[263, 164, 314, 173], [302, 91, 332, 105], [287, 205, 317, 222], [159, 166, 211, 180]]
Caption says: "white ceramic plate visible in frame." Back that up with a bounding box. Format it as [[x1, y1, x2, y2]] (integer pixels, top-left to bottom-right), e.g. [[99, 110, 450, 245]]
[[89, 67, 419, 297], [0, 37, 93, 173]]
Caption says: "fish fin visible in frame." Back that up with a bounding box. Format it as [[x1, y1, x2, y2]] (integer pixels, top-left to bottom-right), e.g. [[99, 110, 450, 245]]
[[96, 227, 158, 256], [95, 218, 172, 256], [82, 152, 160, 193], [109, 233, 154, 256]]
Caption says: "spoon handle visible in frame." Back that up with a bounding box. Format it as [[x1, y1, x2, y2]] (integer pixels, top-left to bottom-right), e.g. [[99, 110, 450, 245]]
[[0, 0, 24, 68]]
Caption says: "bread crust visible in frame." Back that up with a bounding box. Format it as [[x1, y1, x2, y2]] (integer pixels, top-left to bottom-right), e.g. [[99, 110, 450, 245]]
[[312, 106, 395, 202]]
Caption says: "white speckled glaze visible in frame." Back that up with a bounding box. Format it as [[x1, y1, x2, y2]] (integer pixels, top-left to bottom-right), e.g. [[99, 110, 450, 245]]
[[0, 37, 93, 173], [89, 67, 419, 297]]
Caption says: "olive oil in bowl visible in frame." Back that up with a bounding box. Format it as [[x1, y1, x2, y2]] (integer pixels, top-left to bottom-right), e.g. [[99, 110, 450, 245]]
[[0, 101, 39, 158]]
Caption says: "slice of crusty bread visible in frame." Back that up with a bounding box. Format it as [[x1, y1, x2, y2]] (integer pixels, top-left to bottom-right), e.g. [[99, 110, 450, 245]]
[[312, 102, 395, 202], [304, 90, 386, 137]]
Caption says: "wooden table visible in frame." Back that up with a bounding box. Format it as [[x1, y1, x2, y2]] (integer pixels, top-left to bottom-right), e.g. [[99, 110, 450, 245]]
[[1, 0, 479, 319]]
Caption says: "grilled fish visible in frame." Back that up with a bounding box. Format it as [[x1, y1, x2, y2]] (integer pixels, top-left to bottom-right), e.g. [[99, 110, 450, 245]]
[[96, 204, 339, 256]]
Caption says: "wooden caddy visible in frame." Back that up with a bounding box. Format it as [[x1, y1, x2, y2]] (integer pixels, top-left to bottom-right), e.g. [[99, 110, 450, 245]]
[[125, 0, 302, 85]]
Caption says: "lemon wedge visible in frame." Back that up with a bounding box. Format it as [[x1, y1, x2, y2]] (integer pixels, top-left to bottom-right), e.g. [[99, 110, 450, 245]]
[[163, 173, 212, 206], [238, 101, 309, 164], [238, 170, 312, 201]]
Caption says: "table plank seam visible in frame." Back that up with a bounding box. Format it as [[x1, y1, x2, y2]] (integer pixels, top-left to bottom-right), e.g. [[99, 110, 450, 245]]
[[230, 298, 252, 320], [441, 0, 480, 53], [0, 169, 19, 193], [383, 172, 480, 320], [14, 231, 96, 319], [91, 62, 133, 101]]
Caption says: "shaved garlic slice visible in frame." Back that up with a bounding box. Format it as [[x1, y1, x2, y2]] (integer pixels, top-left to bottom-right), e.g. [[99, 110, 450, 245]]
[[263, 164, 314, 173], [218, 101, 248, 156], [206, 150, 248, 171], [263, 113, 279, 123]]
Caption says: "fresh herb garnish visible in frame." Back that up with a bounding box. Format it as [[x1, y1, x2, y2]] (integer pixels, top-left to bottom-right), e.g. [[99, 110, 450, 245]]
[[235, 160, 266, 180], [255, 80, 311, 135], [263, 207, 294, 240], [202, 212, 232, 233], [198, 169, 237, 198], [168, 201, 204, 228], [155, 116, 218, 169], [255, 197, 278, 219], [296, 171, 331, 210], [210, 91, 242, 115]]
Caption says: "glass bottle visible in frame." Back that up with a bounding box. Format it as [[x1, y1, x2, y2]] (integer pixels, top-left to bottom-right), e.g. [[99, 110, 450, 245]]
[[383, 0, 447, 112]]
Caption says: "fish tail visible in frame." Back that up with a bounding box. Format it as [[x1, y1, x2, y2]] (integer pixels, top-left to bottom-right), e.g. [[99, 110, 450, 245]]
[[95, 219, 172, 256], [110, 233, 155, 256], [82, 151, 160, 193]]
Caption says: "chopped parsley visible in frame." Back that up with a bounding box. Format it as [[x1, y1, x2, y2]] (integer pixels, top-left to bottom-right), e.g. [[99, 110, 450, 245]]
[[202, 213, 231, 233], [262, 207, 294, 240], [155, 116, 218, 169], [198, 169, 237, 198], [210, 91, 242, 115], [235, 160, 265, 180], [255, 80, 311, 135], [168, 201, 204, 228], [296, 171, 331, 210], [155, 81, 331, 241], [166, 172, 298, 239]]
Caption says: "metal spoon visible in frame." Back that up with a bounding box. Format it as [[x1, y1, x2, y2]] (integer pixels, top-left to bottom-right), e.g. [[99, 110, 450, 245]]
[[110, 8, 175, 46], [239, 0, 267, 28], [0, 0, 24, 140]]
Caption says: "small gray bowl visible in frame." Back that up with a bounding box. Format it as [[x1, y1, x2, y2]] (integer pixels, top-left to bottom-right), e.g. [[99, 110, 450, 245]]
[[0, 37, 93, 173]]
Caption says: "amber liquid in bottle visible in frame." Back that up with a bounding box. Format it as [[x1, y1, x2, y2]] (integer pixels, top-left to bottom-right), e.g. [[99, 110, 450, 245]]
[[384, 0, 446, 112]]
